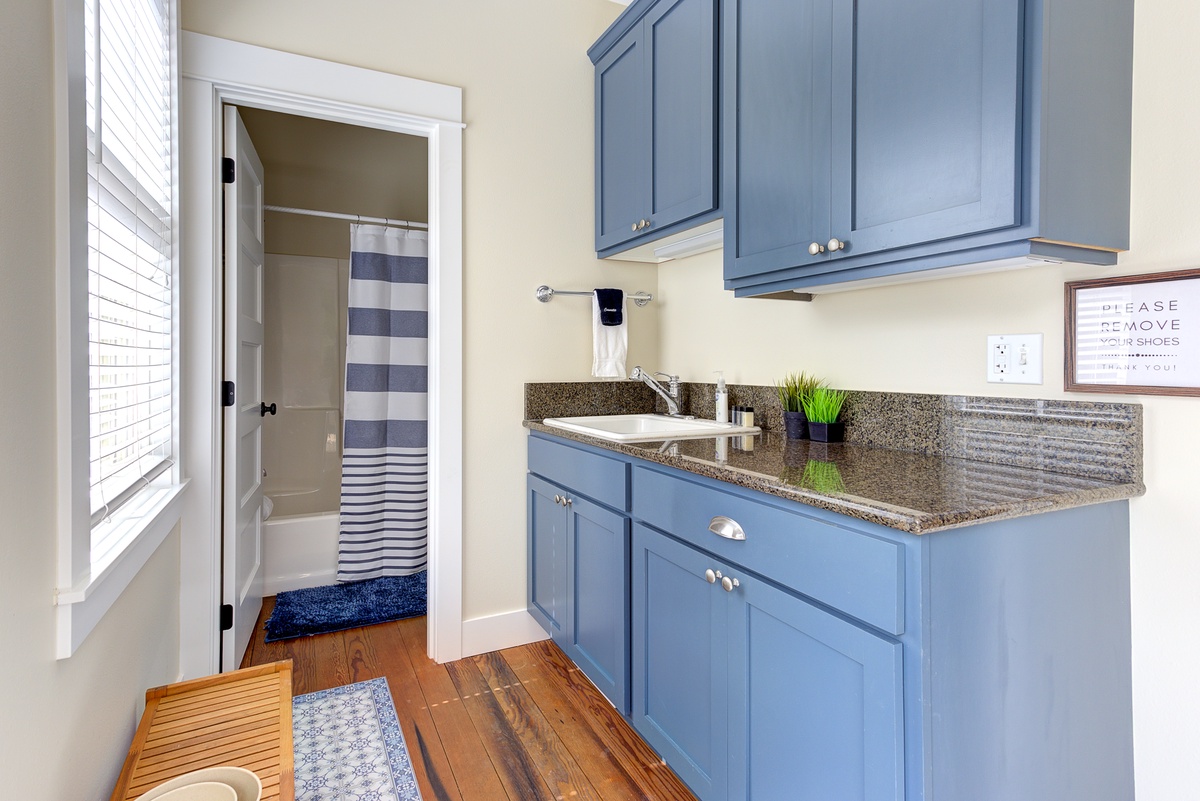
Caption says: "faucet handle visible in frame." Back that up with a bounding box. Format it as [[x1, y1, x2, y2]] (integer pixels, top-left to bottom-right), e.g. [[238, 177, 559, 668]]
[[653, 370, 678, 382]]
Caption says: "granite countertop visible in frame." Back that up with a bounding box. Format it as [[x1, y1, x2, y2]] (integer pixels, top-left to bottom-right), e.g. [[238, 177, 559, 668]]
[[524, 420, 1146, 534]]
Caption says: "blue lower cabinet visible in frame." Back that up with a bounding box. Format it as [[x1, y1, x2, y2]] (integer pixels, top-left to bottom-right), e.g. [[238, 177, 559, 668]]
[[727, 570, 904, 801], [528, 450, 631, 713], [633, 522, 903, 801], [528, 475, 568, 642], [631, 523, 729, 801], [531, 434, 1134, 800], [566, 494, 631, 714]]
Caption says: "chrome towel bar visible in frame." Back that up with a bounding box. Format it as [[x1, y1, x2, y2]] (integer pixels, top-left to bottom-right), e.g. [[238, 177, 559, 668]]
[[535, 284, 653, 307]]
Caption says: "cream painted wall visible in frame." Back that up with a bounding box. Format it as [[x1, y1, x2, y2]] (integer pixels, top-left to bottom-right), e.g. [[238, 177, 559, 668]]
[[180, 0, 661, 623], [653, 2, 1200, 797], [0, 1, 184, 798]]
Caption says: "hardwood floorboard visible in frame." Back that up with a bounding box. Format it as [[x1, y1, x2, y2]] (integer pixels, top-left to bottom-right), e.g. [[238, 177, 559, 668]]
[[393, 618, 510, 801], [470, 650, 604, 801], [244, 598, 698, 801], [445, 657, 557, 800], [298, 631, 351, 694], [344, 627, 380, 685], [498, 642, 684, 801], [514, 641, 698, 801], [358, 620, 465, 801]]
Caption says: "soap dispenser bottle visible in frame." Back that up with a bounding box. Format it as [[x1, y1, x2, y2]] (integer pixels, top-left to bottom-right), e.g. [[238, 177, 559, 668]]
[[714, 371, 729, 423]]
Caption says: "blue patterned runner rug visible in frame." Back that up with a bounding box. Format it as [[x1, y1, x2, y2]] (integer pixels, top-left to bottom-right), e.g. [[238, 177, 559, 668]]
[[293, 677, 421, 800]]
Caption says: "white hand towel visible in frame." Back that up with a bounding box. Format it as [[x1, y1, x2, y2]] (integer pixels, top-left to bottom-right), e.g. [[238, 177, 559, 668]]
[[591, 290, 627, 378]]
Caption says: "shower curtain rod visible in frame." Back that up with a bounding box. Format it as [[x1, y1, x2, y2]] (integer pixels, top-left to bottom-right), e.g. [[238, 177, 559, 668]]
[[265, 204, 429, 230]]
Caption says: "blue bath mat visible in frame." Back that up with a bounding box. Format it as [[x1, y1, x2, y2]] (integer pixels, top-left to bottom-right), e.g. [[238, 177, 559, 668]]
[[265, 572, 426, 642], [294, 677, 421, 800]]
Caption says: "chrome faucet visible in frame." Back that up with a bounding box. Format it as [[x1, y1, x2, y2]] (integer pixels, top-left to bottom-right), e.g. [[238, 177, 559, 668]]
[[629, 366, 691, 418]]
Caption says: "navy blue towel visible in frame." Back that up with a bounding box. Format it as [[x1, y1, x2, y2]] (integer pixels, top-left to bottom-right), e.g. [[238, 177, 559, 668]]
[[595, 288, 624, 326]]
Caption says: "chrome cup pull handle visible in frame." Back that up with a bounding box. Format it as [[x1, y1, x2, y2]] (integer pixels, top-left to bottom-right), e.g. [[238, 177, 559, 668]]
[[708, 515, 746, 541]]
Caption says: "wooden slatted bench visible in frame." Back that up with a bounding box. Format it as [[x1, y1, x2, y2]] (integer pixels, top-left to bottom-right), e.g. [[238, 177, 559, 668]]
[[110, 661, 294, 801]]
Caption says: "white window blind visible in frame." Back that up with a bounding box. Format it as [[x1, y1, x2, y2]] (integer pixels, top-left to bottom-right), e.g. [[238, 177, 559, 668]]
[[85, 0, 174, 532]]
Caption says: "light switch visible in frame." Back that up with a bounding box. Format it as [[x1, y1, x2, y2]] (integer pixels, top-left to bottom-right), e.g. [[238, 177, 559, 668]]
[[987, 334, 1043, 384]]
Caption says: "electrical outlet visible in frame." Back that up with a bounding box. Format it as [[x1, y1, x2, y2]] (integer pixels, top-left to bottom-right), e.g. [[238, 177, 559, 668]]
[[993, 343, 1010, 375], [987, 334, 1043, 384]]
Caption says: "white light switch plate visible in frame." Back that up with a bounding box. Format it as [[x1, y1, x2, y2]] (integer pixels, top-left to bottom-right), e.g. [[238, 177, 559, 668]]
[[987, 334, 1043, 384]]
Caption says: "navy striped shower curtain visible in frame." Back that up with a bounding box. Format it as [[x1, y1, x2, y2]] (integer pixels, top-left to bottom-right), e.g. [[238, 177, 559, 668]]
[[337, 224, 428, 581]]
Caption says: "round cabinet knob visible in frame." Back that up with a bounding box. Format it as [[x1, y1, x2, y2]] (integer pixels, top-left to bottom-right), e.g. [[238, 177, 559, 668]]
[[827, 237, 847, 252], [631, 222, 639, 232], [553, 494, 564, 505], [564, 497, 573, 506], [704, 568, 717, 584], [639, 219, 650, 230], [721, 576, 740, 592], [808, 241, 825, 256]]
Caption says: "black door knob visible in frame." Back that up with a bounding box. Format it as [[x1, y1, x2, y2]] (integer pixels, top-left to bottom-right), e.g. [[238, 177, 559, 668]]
[[260, 401, 277, 417]]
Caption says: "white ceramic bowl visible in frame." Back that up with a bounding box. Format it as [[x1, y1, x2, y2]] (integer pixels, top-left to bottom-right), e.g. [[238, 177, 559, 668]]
[[142, 782, 236, 801], [136, 767, 262, 801]]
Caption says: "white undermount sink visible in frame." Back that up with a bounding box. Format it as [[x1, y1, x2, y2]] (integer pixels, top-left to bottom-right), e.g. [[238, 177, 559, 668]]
[[543, 413, 760, 443]]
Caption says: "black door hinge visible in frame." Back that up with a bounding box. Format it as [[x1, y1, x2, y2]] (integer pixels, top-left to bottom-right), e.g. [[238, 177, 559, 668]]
[[222, 381, 235, 407], [222, 157, 235, 184], [220, 603, 234, 632]]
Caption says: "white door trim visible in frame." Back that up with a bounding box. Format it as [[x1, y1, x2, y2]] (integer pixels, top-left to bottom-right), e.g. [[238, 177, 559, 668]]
[[179, 32, 464, 677]]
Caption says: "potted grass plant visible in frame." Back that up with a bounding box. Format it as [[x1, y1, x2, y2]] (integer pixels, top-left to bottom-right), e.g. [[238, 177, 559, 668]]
[[801, 386, 848, 442], [775, 372, 824, 439]]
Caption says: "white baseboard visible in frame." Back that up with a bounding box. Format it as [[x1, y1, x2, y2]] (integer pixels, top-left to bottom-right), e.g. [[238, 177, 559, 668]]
[[460, 609, 549, 658]]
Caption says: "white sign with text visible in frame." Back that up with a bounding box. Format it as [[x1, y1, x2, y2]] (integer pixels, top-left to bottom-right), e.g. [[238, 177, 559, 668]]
[[1072, 274, 1200, 388]]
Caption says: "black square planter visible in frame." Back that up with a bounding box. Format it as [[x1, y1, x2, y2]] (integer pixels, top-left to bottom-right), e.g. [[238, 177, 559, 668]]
[[806, 422, 844, 443]]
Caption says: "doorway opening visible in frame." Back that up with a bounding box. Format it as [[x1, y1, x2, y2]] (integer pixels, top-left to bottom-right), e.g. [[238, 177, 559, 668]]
[[180, 32, 464, 678], [224, 107, 432, 668]]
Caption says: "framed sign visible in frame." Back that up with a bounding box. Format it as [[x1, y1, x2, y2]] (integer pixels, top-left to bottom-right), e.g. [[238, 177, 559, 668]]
[[1066, 268, 1200, 396]]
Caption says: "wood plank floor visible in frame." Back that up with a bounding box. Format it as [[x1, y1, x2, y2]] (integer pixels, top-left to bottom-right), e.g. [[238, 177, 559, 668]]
[[242, 598, 698, 801]]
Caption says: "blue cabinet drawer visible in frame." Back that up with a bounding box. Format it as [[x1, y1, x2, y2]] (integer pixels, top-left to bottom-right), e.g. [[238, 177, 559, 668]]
[[528, 434, 629, 511], [633, 465, 904, 634]]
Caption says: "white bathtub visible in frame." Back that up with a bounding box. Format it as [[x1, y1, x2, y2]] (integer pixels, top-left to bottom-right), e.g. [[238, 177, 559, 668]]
[[262, 510, 340, 595]]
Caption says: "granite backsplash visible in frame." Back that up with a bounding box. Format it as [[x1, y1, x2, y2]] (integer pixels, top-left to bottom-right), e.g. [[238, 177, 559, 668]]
[[524, 381, 1142, 485]]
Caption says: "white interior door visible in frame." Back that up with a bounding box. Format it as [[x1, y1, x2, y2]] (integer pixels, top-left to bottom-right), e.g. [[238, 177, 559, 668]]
[[221, 106, 267, 671]]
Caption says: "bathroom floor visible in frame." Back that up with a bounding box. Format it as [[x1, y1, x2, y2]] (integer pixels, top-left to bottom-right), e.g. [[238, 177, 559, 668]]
[[244, 599, 697, 801]]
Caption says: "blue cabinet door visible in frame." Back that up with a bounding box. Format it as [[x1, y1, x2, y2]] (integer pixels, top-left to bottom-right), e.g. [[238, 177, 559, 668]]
[[528, 475, 568, 642], [829, 0, 1022, 257], [646, 0, 718, 232], [632, 524, 729, 801], [726, 572, 905, 801], [724, 0, 1024, 286], [594, 0, 718, 253], [723, 0, 832, 280], [595, 30, 651, 251], [566, 494, 631, 713]]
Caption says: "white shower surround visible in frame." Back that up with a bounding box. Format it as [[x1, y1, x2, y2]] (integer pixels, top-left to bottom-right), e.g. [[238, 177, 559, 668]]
[[262, 511, 340, 595]]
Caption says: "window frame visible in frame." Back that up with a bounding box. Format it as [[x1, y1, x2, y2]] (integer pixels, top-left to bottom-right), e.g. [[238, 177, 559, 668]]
[[54, 0, 186, 659]]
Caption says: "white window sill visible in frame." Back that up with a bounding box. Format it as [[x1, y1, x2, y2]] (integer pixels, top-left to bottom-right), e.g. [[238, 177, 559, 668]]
[[55, 480, 189, 659]]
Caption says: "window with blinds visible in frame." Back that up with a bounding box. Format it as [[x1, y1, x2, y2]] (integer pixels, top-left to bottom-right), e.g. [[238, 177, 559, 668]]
[[85, 0, 175, 531]]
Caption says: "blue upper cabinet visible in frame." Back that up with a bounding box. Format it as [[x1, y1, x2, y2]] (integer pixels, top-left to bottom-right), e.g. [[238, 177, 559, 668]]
[[595, 33, 650, 252], [724, 0, 1134, 296], [723, 0, 833, 280], [592, 0, 719, 255], [830, 0, 1022, 259]]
